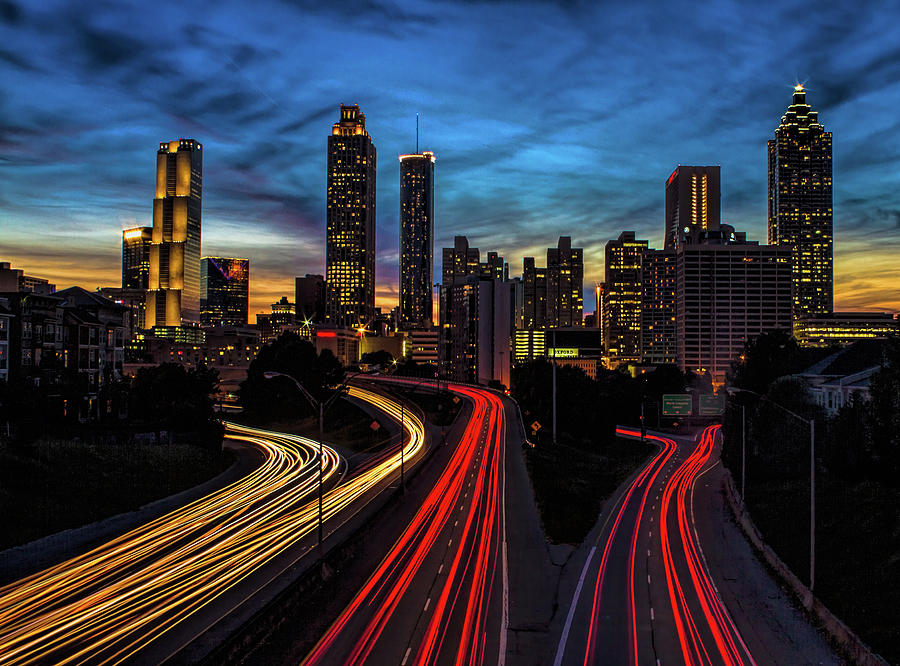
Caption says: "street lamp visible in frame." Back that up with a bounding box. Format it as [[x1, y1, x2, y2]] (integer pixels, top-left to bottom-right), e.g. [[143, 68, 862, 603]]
[[262, 370, 354, 555], [727, 386, 816, 592]]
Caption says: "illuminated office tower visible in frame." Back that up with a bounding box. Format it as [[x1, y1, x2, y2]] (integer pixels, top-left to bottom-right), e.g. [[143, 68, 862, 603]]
[[603, 231, 647, 367], [664, 166, 721, 250], [122, 227, 152, 289], [146, 139, 202, 328], [201, 257, 249, 327], [326, 104, 376, 329], [675, 226, 792, 384], [640, 248, 677, 365], [398, 150, 435, 329], [442, 236, 480, 285], [521, 257, 547, 330], [547, 236, 583, 327], [768, 84, 833, 319]]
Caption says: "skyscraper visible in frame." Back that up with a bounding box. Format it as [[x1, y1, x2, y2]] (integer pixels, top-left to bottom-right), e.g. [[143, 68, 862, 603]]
[[664, 166, 721, 250], [640, 248, 677, 365], [295, 274, 325, 325], [546, 236, 584, 327], [146, 139, 202, 328], [398, 150, 435, 329], [122, 227, 152, 289], [200, 257, 249, 327], [768, 84, 833, 319], [326, 104, 376, 329], [604, 231, 647, 367], [521, 257, 547, 330], [442, 236, 481, 285], [675, 225, 792, 384], [440, 237, 509, 384]]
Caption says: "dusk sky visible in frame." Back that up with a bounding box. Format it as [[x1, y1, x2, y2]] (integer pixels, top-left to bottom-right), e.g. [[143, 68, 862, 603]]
[[2, 0, 899, 318]]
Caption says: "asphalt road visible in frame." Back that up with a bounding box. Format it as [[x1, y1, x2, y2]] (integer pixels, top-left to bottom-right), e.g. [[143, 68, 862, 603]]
[[551, 425, 840, 666], [303, 381, 509, 666], [0, 386, 427, 665]]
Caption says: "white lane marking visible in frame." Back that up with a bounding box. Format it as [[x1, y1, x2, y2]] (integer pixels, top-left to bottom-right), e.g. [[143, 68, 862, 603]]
[[648, 574, 651, 584], [651, 607, 655, 620], [454, 520, 458, 527], [552, 546, 597, 666], [647, 549, 651, 557], [402, 647, 411, 665], [448, 539, 453, 547], [424, 598, 431, 612], [438, 564, 443, 574]]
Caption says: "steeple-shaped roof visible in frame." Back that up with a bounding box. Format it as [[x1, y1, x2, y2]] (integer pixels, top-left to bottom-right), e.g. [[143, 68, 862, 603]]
[[776, 83, 824, 134]]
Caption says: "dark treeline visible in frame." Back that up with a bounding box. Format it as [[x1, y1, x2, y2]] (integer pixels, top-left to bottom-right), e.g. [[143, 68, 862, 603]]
[[0, 362, 223, 448], [512, 359, 709, 448], [723, 330, 900, 484]]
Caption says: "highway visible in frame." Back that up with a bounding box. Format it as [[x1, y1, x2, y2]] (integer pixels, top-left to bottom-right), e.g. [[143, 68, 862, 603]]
[[303, 381, 509, 666], [0, 386, 425, 665], [553, 425, 757, 666]]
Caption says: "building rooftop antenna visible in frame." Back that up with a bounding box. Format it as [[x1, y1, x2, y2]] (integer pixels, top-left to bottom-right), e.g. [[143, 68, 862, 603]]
[[416, 113, 419, 154]]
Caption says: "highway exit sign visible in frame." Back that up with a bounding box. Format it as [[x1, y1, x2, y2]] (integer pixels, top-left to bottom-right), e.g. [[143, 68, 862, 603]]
[[662, 394, 693, 416], [699, 394, 725, 416]]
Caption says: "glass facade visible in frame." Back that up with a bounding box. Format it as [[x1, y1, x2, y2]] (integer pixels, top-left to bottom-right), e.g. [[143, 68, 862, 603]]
[[326, 105, 376, 329], [146, 139, 203, 327], [768, 85, 833, 321], [398, 152, 435, 329]]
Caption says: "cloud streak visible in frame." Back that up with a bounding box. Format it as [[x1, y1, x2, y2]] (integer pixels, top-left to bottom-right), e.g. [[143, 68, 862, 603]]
[[0, 0, 898, 316]]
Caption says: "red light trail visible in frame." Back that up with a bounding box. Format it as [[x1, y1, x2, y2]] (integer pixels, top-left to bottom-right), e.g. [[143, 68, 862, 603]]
[[303, 382, 508, 666], [0, 386, 426, 665], [560, 425, 756, 665]]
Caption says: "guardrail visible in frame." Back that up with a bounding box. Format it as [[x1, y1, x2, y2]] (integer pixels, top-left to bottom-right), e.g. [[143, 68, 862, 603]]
[[720, 468, 888, 666]]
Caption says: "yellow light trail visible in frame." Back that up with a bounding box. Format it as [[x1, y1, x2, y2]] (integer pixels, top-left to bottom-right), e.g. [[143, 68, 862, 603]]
[[0, 385, 425, 665]]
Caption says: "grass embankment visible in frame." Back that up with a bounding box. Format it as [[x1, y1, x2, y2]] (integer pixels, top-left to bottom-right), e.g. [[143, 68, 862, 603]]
[[0, 440, 231, 551], [744, 477, 900, 664], [525, 437, 654, 544]]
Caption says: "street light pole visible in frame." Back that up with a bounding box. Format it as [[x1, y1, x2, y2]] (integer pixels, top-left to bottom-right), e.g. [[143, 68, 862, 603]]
[[741, 403, 746, 503], [263, 370, 332, 556], [552, 328, 557, 444], [400, 399, 405, 493], [810, 417, 815, 593], [727, 386, 815, 592]]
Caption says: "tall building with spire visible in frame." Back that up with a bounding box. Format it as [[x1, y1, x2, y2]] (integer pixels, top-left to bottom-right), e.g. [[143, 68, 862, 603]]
[[146, 139, 202, 328], [664, 165, 721, 250], [768, 84, 833, 320], [326, 104, 376, 329], [398, 147, 435, 330]]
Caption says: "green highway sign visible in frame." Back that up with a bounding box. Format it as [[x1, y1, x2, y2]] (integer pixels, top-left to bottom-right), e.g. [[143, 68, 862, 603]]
[[699, 394, 725, 416], [662, 394, 693, 416]]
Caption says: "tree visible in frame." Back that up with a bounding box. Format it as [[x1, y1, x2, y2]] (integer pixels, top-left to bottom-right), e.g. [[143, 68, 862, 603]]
[[360, 350, 393, 367], [748, 376, 822, 479], [239, 332, 343, 419], [728, 330, 832, 395], [866, 337, 900, 483], [129, 363, 223, 447]]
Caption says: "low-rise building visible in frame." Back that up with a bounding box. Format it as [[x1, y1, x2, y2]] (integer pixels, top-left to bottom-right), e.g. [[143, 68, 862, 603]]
[[794, 312, 897, 347]]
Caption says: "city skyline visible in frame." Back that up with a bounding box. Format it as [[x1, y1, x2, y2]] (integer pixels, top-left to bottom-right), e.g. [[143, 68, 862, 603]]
[[2, 0, 899, 317]]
